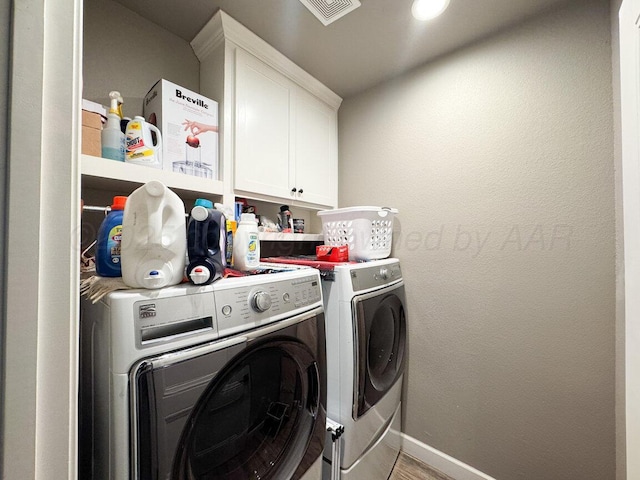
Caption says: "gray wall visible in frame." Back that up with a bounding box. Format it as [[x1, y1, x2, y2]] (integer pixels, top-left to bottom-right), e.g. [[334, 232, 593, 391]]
[[610, 0, 625, 478], [0, 0, 10, 473], [338, 1, 615, 479], [83, 0, 199, 116]]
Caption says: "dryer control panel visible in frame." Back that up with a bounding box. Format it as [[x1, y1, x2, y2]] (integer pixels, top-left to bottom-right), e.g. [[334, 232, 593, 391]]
[[350, 261, 402, 292], [215, 272, 322, 338]]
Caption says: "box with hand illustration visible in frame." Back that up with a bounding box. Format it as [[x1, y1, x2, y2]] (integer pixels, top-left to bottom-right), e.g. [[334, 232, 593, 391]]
[[143, 79, 219, 179]]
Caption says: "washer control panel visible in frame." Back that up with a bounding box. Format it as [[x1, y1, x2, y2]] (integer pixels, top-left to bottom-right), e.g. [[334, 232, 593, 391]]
[[132, 288, 217, 348], [215, 272, 322, 337]]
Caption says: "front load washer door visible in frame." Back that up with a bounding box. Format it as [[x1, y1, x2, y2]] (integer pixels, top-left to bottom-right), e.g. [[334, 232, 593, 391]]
[[353, 283, 406, 419], [133, 316, 326, 480]]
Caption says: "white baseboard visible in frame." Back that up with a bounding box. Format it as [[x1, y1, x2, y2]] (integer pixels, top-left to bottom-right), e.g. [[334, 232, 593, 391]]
[[400, 434, 496, 480]]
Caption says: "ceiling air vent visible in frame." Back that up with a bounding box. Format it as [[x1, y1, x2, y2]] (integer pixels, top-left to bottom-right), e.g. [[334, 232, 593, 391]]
[[298, 0, 362, 26]]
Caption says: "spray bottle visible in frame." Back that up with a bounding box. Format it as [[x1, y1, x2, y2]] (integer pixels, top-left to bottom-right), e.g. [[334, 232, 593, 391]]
[[101, 91, 125, 161]]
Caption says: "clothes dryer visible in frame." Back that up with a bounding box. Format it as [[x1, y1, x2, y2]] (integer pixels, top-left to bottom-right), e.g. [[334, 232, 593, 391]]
[[79, 267, 326, 480], [321, 258, 406, 480]]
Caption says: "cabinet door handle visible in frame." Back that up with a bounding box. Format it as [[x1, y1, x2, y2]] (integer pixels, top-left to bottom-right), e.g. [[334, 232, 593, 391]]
[[291, 187, 297, 193], [298, 188, 303, 194]]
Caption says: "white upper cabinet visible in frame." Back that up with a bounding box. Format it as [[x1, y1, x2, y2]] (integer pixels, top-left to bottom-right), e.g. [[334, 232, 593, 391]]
[[235, 49, 294, 200], [192, 11, 342, 209], [293, 87, 338, 207]]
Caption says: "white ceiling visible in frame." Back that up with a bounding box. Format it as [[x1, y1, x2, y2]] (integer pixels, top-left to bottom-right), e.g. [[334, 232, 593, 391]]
[[113, 0, 573, 98]]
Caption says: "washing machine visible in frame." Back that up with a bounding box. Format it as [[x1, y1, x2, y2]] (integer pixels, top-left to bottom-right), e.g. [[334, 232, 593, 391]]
[[321, 258, 407, 480], [79, 266, 326, 479]]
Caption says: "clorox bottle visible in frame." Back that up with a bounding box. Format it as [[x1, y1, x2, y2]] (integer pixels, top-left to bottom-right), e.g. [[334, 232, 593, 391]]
[[120, 181, 186, 289], [186, 199, 226, 285], [95, 196, 127, 277]]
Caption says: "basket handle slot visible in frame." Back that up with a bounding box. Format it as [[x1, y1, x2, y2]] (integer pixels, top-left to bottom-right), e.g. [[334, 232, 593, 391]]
[[379, 207, 393, 218]]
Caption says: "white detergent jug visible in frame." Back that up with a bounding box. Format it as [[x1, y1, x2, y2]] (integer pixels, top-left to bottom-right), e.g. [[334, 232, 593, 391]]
[[120, 181, 186, 289], [125, 116, 163, 168]]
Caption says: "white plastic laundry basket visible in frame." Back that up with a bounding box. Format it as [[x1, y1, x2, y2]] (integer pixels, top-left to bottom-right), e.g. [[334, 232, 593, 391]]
[[317, 206, 398, 261]]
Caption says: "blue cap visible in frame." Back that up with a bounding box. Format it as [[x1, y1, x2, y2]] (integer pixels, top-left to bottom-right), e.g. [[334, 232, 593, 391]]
[[194, 198, 213, 209]]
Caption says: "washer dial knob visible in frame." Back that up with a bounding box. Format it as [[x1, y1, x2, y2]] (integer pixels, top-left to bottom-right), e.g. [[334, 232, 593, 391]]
[[251, 291, 272, 312], [379, 267, 390, 280]]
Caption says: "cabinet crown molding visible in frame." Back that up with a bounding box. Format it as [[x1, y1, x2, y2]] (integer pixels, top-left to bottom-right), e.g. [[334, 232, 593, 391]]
[[191, 10, 342, 110]]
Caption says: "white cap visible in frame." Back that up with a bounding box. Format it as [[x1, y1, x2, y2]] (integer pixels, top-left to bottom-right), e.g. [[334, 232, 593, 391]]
[[240, 213, 256, 223], [189, 266, 211, 284]]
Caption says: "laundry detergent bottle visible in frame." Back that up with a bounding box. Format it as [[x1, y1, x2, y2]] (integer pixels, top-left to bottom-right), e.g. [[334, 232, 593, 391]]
[[232, 213, 260, 271], [120, 181, 186, 289], [125, 116, 163, 168], [186, 199, 226, 285], [95, 196, 127, 277]]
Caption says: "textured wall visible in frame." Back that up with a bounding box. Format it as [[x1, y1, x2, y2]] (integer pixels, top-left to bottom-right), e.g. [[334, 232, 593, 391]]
[[0, 0, 8, 309], [338, 1, 615, 479], [610, 0, 625, 478], [83, 0, 200, 117], [0, 0, 8, 470]]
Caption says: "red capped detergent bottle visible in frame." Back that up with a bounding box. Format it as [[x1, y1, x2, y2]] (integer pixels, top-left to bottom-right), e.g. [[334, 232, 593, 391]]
[[186, 199, 226, 285], [95, 196, 127, 277]]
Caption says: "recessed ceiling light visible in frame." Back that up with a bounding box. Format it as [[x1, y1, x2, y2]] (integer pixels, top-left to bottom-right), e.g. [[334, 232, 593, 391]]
[[411, 0, 450, 21]]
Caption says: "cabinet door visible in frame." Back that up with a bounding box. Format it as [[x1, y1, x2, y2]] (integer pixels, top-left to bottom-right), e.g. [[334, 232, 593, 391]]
[[293, 88, 338, 207], [235, 49, 293, 199]]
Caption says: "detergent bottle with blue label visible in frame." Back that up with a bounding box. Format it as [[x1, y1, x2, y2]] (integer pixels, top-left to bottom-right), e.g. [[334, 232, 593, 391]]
[[95, 196, 126, 277], [232, 213, 260, 271], [187, 198, 226, 285]]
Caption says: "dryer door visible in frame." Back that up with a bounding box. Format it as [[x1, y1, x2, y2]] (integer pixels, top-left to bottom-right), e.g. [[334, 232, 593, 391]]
[[132, 313, 326, 480], [353, 283, 407, 419]]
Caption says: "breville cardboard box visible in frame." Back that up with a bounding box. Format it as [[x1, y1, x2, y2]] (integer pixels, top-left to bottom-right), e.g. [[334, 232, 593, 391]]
[[81, 109, 102, 157], [143, 79, 219, 179]]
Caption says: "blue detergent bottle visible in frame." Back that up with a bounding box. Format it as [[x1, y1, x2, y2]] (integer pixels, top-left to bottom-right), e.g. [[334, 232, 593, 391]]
[[95, 196, 127, 277], [187, 199, 226, 285]]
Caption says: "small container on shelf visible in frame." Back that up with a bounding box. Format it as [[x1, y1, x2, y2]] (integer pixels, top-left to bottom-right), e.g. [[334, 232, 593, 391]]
[[278, 205, 293, 232], [82, 108, 103, 157], [316, 244, 348, 262], [293, 218, 305, 233]]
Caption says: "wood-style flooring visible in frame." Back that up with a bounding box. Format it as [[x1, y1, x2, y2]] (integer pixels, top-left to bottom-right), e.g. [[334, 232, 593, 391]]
[[389, 453, 456, 480]]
